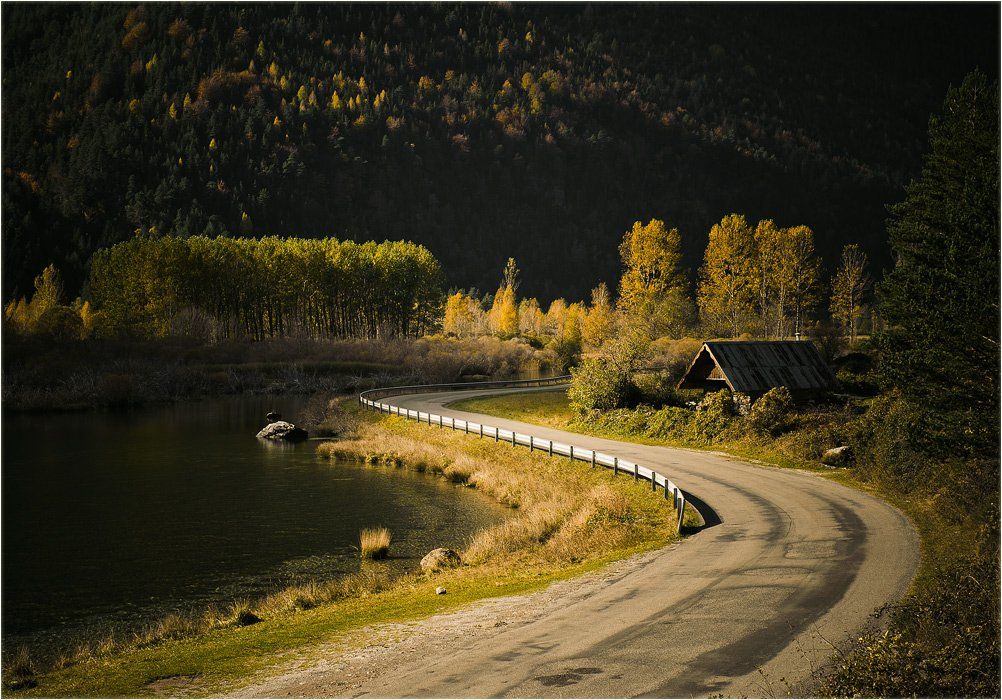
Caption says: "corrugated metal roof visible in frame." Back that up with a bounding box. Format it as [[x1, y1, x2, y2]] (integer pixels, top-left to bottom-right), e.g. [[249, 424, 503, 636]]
[[696, 341, 836, 394]]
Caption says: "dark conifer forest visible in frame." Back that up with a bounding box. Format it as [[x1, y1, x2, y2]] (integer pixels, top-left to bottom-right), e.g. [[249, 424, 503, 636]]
[[2, 3, 997, 301]]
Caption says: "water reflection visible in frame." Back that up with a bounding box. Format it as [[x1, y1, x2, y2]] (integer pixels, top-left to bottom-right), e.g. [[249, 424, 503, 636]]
[[2, 395, 503, 653]]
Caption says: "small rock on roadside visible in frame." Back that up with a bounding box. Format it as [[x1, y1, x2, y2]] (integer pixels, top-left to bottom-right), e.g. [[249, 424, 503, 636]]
[[256, 421, 309, 442], [435, 587, 447, 595], [822, 445, 852, 467], [420, 548, 462, 573]]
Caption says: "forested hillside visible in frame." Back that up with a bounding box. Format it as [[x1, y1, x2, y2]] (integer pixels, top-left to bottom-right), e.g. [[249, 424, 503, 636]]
[[2, 3, 996, 301]]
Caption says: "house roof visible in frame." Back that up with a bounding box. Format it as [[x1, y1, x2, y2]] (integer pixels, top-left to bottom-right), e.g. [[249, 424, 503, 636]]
[[680, 340, 836, 395]]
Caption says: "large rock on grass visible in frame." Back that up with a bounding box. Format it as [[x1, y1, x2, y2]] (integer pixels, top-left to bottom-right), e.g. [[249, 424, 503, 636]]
[[420, 548, 462, 572], [257, 421, 308, 442], [822, 445, 852, 467]]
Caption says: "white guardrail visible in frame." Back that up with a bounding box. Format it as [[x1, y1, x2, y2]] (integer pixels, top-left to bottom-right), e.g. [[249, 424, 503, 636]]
[[359, 376, 687, 533]]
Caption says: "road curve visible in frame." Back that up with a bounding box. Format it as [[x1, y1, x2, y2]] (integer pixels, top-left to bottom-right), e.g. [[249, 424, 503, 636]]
[[273, 386, 919, 698]]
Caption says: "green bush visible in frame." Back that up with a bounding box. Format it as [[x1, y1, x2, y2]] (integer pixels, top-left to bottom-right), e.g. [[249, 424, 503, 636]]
[[688, 390, 734, 442], [645, 406, 691, 441], [34, 304, 83, 341], [846, 392, 932, 492], [823, 550, 1000, 698], [746, 386, 793, 436], [633, 370, 684, 407], [568, 357, 633, 412], [547, 337, 582, 373]]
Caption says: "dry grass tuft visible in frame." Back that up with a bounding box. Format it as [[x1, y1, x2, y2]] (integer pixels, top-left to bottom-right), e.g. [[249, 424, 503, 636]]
[[463, 501, 570, 565], [3, 647, 36, 690], [360, 527, 392, 559], [222, 599, 261, 627], [255, 569, 392, 616]]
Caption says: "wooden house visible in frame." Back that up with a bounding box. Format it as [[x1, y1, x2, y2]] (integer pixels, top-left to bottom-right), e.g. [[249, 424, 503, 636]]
[[677, 340, 836, 400]]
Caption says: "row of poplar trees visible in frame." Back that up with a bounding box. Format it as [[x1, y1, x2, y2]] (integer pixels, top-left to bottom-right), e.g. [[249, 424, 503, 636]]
[[88, 236, 444, 339], [444, 215, 869, 346], [612, 214, 869, 342]]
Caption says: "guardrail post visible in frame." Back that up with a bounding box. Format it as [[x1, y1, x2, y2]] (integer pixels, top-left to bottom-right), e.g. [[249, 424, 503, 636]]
[[439, 415, 443, 428], [651, 472, 656, 492], [664, 483, 670, 500], [529, 435, 534, 452], [479, 424, 483, 438], [591, 451, 596, 468], [548, 441, 553, 457], [494, 428, 498, 443], [569, 445, 574, 461], [633, 463, 638, 481], [511, 431, 516, 446], [677, 499, 685, 533], [464, 420, 468, 434], [613, 457, 618, 476]]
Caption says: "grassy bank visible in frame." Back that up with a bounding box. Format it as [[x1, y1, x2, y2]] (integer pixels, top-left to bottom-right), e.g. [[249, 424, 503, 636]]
[[6, 399, 680, 697], [451, 388, 999, 697], [1, 335, 555, 412]]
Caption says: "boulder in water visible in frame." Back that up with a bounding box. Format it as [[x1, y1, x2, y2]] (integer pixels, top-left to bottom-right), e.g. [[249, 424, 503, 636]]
[[420, 547, 462, 572], [257, 421, 308, 442]]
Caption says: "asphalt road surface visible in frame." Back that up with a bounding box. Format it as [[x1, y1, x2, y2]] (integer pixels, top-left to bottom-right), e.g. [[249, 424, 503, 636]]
[[258, 386, 920, 698]]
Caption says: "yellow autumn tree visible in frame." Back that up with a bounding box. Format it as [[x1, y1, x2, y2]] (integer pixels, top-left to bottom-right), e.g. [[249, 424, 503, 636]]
[[698, 214, 759, 337], [785, 225, 821, 339], [518, 297, 545, 338], [753, 218, 785, 338], [582, 282, 615, 350], [488, 258, 520, 337], [562, 302, 583, 346], [545, 298, 566, 338], [444, 288, 482, 336], [830, 244, 871, 344], [490, 285, 519, 337], [617, 218, 686, 313], [754, 220, 821, 338]]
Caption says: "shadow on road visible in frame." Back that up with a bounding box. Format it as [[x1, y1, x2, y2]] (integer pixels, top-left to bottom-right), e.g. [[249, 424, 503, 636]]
[[680, 491, 721, 535]]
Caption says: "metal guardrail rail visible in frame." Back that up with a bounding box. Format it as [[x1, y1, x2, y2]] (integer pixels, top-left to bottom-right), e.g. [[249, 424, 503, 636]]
[[359, 377, 687, 533]]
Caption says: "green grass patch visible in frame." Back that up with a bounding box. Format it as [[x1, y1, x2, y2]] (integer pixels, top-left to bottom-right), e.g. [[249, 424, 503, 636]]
[[452, 389, 576, 429]]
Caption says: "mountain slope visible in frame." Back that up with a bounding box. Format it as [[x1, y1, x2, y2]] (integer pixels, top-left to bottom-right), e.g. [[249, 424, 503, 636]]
[[2, 3, 997, 301]]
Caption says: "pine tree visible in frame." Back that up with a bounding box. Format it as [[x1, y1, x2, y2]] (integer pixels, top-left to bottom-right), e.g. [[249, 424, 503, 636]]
[[876, 71, 999, 457]]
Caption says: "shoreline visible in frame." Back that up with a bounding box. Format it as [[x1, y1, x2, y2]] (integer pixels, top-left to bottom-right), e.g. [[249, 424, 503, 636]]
[[7, 399, 679, 697]]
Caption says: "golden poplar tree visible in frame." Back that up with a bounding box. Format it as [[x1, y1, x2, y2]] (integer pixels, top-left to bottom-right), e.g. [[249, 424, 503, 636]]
[[518, 298, 545, 338], [582, 282, 615, 350], [545, 298, 567, 338], [617, 218, 686, 313], [830, 244, 870, 343], [490, 285, 518, 337], [489, 258, 520, 337], [443, 291, 475, 336], [562, 302, 583, 346], [698, 214, 759, 337], [785, 225, 820, 339]]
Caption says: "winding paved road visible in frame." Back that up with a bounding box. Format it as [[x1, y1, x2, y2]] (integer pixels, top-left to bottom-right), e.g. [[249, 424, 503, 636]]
[[262, 386, 920, 698]]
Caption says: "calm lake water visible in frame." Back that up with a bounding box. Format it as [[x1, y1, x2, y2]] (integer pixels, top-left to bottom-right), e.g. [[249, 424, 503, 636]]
[[2, 396, 503, 653]]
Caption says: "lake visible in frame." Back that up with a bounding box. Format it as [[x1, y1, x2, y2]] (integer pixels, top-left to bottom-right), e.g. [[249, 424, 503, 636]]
[[1, 395, 503, 655]]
